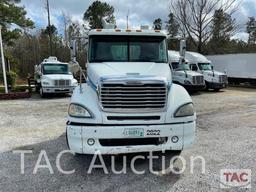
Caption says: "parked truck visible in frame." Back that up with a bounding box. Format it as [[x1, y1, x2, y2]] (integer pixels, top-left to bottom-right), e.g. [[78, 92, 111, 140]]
[[168, 50, 205, 92], [66, 28, 196, 163], [34, 56, 77, 97], [207, 53, 256, 85], [185, 51, 228, 91]]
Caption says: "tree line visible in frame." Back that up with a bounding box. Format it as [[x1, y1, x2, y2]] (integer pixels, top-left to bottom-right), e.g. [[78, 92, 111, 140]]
[[1, 0, 256, 80]]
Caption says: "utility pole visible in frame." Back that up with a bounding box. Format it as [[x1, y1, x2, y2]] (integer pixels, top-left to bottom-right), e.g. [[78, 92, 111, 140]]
[[126, 10, 129, 29], [0, 25, 8, 93], [46, 0, 53, 56]]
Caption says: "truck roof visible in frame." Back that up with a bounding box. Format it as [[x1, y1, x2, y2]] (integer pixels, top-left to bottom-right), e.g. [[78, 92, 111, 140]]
[[185, 51, 210, 63], [168, 51, 180, 62], [88, 29, 167, 37], [41, 57, 68, 65], [168, 50, 189, 63]]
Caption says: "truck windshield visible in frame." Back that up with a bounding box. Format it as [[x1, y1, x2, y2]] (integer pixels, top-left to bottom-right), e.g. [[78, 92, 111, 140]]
[[178, 64, 190, 70], [42, 64, 69, 74], [198, 63, 212, 70], [89, 35, 168, 63]]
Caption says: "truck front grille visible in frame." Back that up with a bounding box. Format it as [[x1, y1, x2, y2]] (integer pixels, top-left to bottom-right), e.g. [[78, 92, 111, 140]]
[[99, 81, 167, 112], [54, 80, 71, 87], [192, 76, 204, 85], [219, 75, 228, 83]]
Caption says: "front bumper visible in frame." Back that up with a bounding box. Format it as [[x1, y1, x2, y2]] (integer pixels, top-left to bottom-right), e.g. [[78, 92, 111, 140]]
[[206, 82, 227, 89], [66, 121, 196, 154], [42, 86, 76, 93]]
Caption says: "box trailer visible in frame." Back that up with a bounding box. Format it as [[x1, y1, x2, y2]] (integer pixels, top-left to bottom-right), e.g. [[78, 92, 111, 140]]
[[207, 54, 256, 85]]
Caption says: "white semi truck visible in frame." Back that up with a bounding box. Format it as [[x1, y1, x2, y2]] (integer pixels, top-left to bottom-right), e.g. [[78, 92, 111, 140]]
[[66, 28, 196, 159], [34, 57, 78, 97], [185, 51, 228, 91], [207, 53, 256, 85], [168, 50, 205, 92]]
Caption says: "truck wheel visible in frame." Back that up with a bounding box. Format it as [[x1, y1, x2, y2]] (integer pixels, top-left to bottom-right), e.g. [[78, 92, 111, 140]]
[[152, 150, 182, 173], [39, 87, 46, 98], [213, 88, 220, 92], [35, 82, 39, 92]]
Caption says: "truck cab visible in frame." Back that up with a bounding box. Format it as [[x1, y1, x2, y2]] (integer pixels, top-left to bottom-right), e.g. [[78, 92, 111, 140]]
[[34, 57, 78, 97], [186, 51, 228, 91], [168, 50, 205, 92], [66, 29, 196, 157]]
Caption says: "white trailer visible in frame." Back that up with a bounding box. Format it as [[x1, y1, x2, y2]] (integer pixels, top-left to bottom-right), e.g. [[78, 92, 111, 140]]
[[185, 51, 228, 91], [207, 54, 256, 85], [34, 57, 78, 97], [168, 50, 205, 92], [66, 28, 196, 166]]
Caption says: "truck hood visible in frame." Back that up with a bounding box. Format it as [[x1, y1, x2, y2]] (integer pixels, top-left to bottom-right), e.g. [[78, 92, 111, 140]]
[[87, 62, 171, 85], [174, 70, 203, 77], [202, 70, 225, 76], [42, 74, 74, 81]]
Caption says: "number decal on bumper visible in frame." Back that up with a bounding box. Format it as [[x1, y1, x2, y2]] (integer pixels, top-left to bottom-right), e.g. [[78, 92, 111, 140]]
[[146, 130, 160, 136]]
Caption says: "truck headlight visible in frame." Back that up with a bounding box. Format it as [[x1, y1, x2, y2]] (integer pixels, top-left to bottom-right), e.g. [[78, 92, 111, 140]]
[[68, 104, 92, 118], [174, 103, 194, 117], [42, 81, 50, 85]]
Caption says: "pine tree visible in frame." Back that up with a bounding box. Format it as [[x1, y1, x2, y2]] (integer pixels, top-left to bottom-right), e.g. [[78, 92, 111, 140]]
[[153, 18, 162, 30], [165, 13, 179, 37], [0, 0, 34, 45], [246, 17, 256, 44], [208, 9, 236, 54], [83, 0, 115, 29]]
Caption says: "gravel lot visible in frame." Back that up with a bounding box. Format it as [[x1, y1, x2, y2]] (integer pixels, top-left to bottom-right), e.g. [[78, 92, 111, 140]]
[[0, 87, 255, 192]]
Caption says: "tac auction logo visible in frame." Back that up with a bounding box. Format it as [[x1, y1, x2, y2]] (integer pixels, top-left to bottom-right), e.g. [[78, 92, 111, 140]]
[[220, 169, 251, 188]]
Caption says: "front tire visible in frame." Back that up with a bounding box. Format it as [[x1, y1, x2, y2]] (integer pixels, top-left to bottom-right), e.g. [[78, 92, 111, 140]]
[[39, 87, 46, 98]]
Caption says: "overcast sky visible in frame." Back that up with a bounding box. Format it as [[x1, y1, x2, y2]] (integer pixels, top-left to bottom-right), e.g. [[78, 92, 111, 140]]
[[19, 0, 256, 41]]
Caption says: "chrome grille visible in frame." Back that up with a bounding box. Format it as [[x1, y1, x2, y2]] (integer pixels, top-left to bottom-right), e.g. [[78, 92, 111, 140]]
[[54, 79, 71, 87], [99, 81, 167, 112], [219, 75, 228, 83], [192, 76, 204, 85]]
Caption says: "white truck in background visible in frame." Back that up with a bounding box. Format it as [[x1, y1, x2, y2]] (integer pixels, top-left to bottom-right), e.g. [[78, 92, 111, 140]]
[[66, 28, 196, 167], [207, 53, 256, 85], [168, 50, 205, 92], [185, 51, 228, 91], [34, 57, 78, 97]]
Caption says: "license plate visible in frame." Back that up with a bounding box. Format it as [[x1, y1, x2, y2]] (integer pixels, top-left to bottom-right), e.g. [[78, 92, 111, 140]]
[[124, 128, 144, 137]]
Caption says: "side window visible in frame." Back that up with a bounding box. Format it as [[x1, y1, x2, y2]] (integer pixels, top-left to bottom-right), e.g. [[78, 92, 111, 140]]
[[191, 64, 198, 71], [171, 62, 179, 69]]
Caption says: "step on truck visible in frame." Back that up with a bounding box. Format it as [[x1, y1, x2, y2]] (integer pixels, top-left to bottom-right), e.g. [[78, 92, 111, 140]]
[[168, 50, 205, 92], [66, 28, 196, 164], [34, 57, 78, 97], [186, 51, 228, 91]]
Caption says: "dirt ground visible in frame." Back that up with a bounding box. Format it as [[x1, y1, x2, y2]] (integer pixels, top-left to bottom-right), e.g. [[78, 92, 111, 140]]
[[0, 87, 255, 192]]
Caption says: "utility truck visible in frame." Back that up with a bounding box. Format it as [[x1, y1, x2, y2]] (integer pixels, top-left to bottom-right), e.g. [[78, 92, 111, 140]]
[[66, 28, 196, 161], [207, 53, 256, 85], [34, 57, 78, 97], [168, 50, 205, 92], [186, 52, 228, 91]]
